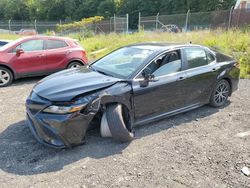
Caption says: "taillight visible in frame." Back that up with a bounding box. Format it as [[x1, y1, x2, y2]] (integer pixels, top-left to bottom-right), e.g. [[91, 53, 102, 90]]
[[234, 62, 240, 68], [82, 50, 88, 64]]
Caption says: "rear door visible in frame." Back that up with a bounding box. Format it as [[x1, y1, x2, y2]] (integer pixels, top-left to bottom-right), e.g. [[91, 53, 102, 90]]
[[10, 39, 46, 76], [181, 47, 220, 105], [45, 39, 69, 72]]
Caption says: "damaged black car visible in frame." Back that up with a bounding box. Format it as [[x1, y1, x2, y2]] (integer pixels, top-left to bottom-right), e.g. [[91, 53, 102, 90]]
[[26, 43, 240, 148]]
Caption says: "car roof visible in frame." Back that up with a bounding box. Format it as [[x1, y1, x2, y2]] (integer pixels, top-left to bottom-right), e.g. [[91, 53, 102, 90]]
[[0, 36, 73, 52], [0, 39, 12, 42], [18, 35, 72, 41], [126, 42, 206, 52]]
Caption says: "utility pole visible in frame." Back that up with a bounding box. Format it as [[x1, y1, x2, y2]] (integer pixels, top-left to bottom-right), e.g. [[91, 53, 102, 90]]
[[126, 13, 129, 33], [138, 12, 141, 32], [34, 19, 37, 31], [185, 9, 190, 32], [156, 13, 159, 31], [228, 6, 234, 29], [8, 19, 11, 32], [114, 14, 116, 33]]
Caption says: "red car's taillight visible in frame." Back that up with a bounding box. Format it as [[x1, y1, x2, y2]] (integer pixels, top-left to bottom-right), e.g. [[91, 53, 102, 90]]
[[82, 50, 88, 64]]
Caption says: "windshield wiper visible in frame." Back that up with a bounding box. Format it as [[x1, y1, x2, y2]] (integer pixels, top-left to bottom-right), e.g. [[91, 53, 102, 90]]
[[95, 69, 114, 77], [88, 64, 96, 71], [88, 64, 114, 77]]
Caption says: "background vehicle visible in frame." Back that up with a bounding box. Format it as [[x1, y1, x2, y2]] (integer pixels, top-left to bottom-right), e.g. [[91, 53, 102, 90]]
[[160, 24, 181, 33], [0, 36, 88, 87], [0, 40, 12, 47], [26, 43, 240, 148], [15, 29, 38, 36]]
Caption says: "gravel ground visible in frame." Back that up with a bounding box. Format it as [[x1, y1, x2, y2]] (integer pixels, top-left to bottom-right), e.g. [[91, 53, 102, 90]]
[[0, 78, 249, 188]]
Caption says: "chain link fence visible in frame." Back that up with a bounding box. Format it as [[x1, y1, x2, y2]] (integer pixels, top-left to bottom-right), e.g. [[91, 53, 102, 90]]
[[0, 9, 250, 35], [139, 8, 250, 32], [0, 14, 129, 35], [231, 8, 250, 27], [95, 14, 129, 34], [0, 20, 67, 34]]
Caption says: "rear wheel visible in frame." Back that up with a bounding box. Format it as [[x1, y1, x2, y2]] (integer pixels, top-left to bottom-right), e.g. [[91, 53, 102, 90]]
[[0, 67, 13, 87], [67, 61, 83, 69], [209, 79, 230, 107], [105, 104, 134, 142]]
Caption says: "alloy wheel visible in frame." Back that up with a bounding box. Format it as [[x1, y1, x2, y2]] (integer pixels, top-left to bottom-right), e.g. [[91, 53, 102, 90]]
[[214, 81, 230, 105], [0, 69, 10, 86]]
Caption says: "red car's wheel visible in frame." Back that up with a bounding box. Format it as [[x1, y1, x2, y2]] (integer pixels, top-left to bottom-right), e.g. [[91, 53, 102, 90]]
[[67, 61, 83, 69], [0, 67, 13, 87]]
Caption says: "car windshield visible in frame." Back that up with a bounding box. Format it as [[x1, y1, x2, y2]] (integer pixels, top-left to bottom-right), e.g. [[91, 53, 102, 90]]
[[91, 46, 155, 79]]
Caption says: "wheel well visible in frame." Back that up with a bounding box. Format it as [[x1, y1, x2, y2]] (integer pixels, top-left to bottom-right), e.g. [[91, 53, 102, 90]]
[[222, 78, 233, 96], [0, 64, 15, 79], [88, 102, 131, 130], [104, 102, 132, 131], [67, 60, 84, 68]]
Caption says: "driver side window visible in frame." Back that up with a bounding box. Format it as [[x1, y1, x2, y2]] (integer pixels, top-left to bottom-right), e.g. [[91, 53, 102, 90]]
[[145, 50, 182, 77]]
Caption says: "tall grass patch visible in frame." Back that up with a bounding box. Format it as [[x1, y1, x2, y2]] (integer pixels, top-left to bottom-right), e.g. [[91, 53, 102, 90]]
[[1, 30, 249, 78]]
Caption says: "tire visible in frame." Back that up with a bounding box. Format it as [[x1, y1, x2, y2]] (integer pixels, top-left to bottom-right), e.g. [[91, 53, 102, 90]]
[[106, 104, 134, 142], [209, 79, 230, 107], [67, 61, 83, 69], [0, 67, 13, 87], [100, 112, 112, 138]]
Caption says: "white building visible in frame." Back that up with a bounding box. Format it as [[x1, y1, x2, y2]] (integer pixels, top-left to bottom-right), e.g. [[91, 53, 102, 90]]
[[235, 0, 250, 9]]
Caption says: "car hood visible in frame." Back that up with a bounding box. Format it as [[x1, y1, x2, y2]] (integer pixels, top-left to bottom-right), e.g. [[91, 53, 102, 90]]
[[33, 67, 121, 102]]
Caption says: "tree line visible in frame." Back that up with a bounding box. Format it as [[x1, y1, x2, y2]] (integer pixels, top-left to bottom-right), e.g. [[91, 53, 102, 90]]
[[0, 0, 236, 27]]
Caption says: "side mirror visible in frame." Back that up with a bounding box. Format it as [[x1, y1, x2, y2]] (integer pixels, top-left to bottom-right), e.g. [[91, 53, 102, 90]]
[[16, 49, 24, 56], [142, 67, 154, 81], [140, 68, 155, 87]]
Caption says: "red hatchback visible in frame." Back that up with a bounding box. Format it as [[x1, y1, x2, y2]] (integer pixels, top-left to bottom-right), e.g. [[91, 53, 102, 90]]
[[0, 36, 88, 87]]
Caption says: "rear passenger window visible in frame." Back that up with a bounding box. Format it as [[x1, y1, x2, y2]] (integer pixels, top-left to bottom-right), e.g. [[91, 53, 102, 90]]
[[46, 40, 67, 50], [184, 48, 208, 69], [207, 52, 215, 63]]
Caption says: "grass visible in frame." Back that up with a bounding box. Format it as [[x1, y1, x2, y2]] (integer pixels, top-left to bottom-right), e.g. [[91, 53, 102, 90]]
[[1, 30, 249, 78], [0, 33, 20, 40]]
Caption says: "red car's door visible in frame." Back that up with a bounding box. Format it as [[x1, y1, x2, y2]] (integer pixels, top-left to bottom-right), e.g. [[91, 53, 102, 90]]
[[45, 39, 69, 72], [11, 39, 46, 76]]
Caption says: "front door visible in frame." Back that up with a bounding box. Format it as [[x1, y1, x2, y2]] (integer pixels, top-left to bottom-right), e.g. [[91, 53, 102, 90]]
[[132, 49, 188, 121], [11, 39, 46, 76]]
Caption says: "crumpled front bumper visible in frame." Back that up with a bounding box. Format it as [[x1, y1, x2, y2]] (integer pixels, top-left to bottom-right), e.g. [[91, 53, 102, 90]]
[[25, 92, 97, 149], [26, 109, 95, 148]]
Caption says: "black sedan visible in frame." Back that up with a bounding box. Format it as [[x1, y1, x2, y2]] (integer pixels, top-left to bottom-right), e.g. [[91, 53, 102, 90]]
[[0, 39, 11, 47], [26, 43, 240, 148]]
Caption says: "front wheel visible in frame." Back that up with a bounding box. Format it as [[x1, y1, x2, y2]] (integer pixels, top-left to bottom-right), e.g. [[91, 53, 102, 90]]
[[105, 104, 134, 142], [209, 79, 230, 107]]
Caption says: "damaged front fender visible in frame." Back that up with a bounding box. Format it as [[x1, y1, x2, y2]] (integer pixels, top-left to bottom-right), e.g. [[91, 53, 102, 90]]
[[87, 82, 134, 123]]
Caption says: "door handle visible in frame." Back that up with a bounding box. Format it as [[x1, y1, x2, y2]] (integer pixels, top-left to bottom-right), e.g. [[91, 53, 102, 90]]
[[212, 67, 220, 72], [66, 50, 72, 55], [38, 54, 45, 57], [177, 76, 186, 81]]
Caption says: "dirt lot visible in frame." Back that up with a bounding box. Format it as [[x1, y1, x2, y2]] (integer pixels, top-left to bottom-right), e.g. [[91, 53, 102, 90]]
[[0, 78, 249, 188]]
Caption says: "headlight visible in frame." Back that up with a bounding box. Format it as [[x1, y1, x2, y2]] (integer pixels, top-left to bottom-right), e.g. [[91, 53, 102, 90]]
[[43, 104, 86, 114]]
